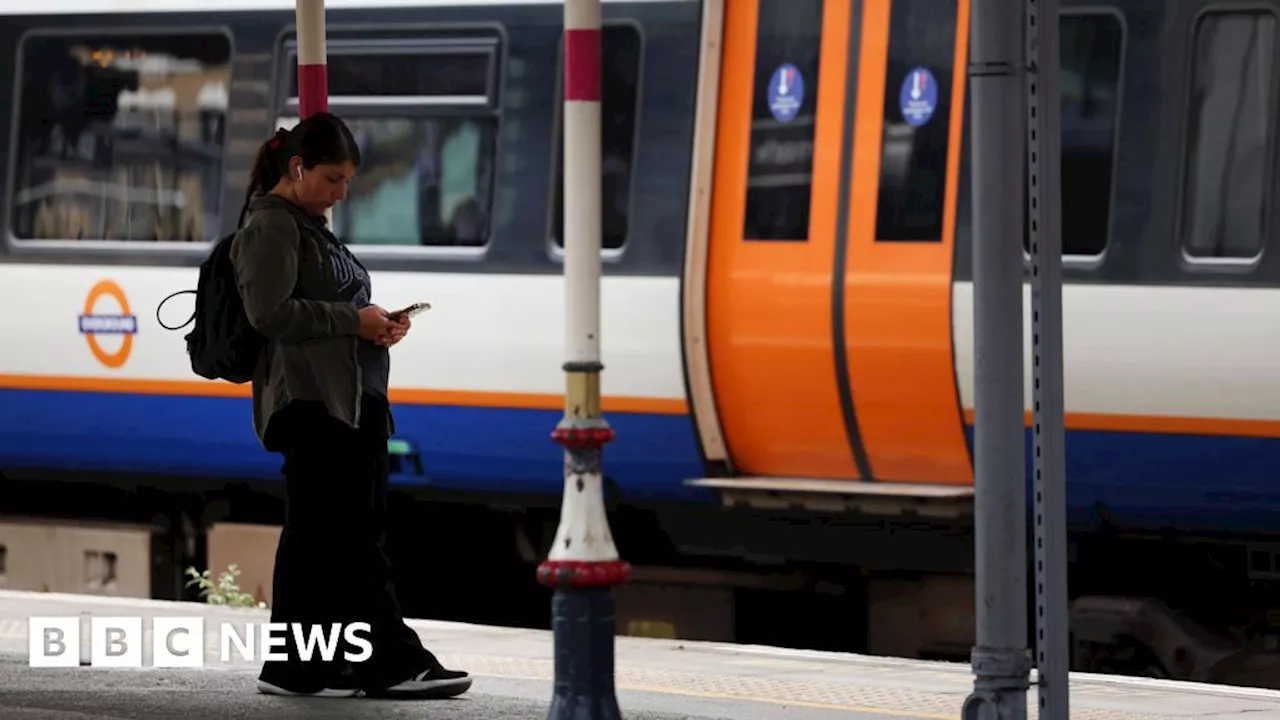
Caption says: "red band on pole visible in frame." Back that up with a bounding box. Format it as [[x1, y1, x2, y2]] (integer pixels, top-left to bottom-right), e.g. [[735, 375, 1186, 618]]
[[298, 64, 329, 119], [564, 29, 601, 102], [538, 560, 630, 589]]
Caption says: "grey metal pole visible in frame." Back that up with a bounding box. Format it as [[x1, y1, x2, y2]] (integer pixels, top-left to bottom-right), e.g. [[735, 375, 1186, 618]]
[[1025, 0, 1069, 715], [963, 0, 1032, 717]]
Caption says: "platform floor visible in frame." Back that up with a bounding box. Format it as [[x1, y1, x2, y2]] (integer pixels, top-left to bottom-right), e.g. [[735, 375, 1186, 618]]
[[0, 590, 1277, 720]]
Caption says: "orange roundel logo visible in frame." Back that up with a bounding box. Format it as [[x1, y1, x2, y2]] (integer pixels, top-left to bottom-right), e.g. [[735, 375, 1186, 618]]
[[79, 280, 137, 369]]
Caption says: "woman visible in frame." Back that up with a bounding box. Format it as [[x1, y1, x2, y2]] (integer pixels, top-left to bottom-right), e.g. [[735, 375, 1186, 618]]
[[230, 112, 471, 699]]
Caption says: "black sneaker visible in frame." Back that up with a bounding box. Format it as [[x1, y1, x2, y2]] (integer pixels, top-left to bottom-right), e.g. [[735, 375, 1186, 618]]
[[363, 661, 472, 700]]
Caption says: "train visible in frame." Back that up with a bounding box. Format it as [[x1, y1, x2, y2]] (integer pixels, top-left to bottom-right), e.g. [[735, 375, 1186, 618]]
[[1, 0, 1279, 690]]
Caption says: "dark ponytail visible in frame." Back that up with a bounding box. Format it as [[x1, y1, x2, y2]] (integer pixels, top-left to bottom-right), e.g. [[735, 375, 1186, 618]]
[[238, 112, 362, 225]]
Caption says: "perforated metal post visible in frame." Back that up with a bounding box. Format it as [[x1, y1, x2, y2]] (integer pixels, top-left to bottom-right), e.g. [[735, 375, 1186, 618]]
[[963, 0, 1032, 717], [536, 1, 629, 718], [1026, 0, 1069, 715]]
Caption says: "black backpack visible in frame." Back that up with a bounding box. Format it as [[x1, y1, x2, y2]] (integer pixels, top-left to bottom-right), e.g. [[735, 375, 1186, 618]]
[[159, 201, 334, 383], [157, 230, 265, 385]]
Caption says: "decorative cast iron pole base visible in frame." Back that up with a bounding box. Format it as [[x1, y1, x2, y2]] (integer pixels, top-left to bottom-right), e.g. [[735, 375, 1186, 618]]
[[538, 564, 629, 720], [538, 420, 630, 720]]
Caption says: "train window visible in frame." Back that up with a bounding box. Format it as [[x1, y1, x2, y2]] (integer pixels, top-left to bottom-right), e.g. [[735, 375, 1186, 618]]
[[1180, 11, 1275, 261], [8, 33, 232, 243], [742, 0, 824, 242], [282, 39, 500, 249], [875, 0, 957, 242], [1023, 13, 1124, 257], [550, 24, 642, 252]]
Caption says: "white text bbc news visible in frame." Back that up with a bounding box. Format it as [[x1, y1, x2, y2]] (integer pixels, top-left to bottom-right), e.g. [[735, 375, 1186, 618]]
[[27, 616, 373, 668]]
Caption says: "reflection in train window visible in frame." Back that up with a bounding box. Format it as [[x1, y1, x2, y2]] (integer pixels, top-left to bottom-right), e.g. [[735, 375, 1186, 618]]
[[284, 45, 499, 248], [9, 33, 231, 243], [550, 24, 641, 251], [337, 118, 495, 247], [743, 0, 824, 241], [1181, 11, 1274, 261], [1028, 13, 1124, 257]]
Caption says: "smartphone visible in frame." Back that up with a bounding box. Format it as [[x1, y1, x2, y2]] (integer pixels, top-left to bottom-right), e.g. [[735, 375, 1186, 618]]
[[388, 302, 431, 320]]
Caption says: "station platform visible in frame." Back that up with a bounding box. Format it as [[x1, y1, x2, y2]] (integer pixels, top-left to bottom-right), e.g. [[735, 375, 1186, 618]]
[[0, 590, 1277, 720]]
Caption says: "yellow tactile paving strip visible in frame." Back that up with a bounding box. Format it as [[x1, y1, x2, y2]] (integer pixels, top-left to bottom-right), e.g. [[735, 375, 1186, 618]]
[[441, 652, 1198, 720]]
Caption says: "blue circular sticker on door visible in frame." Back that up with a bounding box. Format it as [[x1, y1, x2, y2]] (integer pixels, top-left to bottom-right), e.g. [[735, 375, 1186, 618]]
[[767, 63, 805, 123], [899, 66, 938, 127]]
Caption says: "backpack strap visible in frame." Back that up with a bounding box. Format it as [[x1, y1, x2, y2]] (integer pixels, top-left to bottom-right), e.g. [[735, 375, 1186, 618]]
[[157, 289, 198, 330]]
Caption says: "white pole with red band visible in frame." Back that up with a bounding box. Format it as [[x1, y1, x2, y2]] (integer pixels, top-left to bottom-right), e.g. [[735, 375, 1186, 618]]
[[538, 0, 627, 718], [294, 0, 328, 120], [561, 0, 603, 370], [294, 0, 332, 226]]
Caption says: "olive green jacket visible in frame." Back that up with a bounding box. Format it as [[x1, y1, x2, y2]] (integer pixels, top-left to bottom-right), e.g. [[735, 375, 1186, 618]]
[[229, 194, 385, 450]]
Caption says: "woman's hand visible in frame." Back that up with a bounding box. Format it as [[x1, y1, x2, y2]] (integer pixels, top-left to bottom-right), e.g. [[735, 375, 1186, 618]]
[[380, 315, 411, 347], [357, 305, 395, 342], [357, 305, 412, 347]]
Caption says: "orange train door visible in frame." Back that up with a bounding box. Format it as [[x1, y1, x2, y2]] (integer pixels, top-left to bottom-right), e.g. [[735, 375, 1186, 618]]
[[699, 0, 973, 490], [704, 0, 862, 480], [840, 0, 973, 486]]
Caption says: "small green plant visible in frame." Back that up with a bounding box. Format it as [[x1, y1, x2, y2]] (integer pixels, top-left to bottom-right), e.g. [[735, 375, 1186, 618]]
[[185, 564, 266, 608]]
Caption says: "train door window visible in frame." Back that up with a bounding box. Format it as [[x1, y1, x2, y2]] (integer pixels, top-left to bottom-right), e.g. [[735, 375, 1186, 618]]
[[742, 0, 824, 241], [8, 32, 232, 244], [875, 0, 958, 242], [549, 24, 642, 253], [280, 33, 501, 250], [1016, 14, 1123, 258], [1180, 11, 1275, 262]]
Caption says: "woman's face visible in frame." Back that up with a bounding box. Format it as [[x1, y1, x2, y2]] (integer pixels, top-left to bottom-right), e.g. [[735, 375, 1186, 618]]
[[291, 158, 357, 215]]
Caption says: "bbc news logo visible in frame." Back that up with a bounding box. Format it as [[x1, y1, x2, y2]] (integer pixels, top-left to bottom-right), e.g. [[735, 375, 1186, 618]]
[[28, 617, 372, 668]]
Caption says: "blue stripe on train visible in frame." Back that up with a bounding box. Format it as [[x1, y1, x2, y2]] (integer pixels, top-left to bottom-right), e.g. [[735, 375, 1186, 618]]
[[963, 426, 1280, 535], [5, 388, 1277, 534], [0, 389, 712, 504]]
